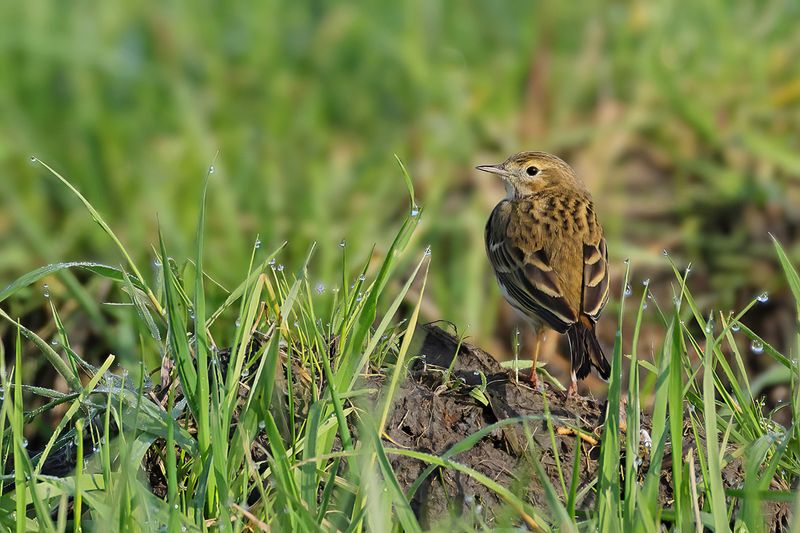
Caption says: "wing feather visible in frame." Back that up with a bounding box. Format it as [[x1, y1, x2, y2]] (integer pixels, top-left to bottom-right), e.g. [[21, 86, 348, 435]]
[[485, 202, 577, 333], [582, 237, 609, 320]]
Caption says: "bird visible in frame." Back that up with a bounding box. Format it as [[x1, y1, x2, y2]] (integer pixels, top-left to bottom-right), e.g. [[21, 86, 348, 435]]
[[478, 151, 610, 395]]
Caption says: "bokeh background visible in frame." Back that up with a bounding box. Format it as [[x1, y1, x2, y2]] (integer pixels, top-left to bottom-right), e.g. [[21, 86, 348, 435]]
[[2, 1, 800, 394]]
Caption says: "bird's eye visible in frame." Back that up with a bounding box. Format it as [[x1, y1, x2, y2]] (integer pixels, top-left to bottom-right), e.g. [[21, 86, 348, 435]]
[[526, 166, 539, 176]]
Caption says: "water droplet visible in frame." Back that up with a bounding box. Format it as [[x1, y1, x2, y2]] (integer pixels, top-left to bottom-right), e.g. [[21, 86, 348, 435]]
[[315, 282, 326, 295], [276, 264, 284, 272], [188, 308, 195, 320], [241, 367, 250, 378], [704, 321, 714, 334], [751, 340, 764, 354], [235, 317, 241, 328], [174, 504, 179, 510], [642, 302, 648, 310], [208, 165, 215, 174], [685, 262, 692, 274], [662, 249, 669, 256], [757, 292, 769, 303], [331, 286, 340, 294], [356, 292, 363, 303], [29, 155, 38, 163], [254, 238, 261, 249], [674, 297, 681, 306], [410, 206, 420, 218], [731, 322, 741, 332], [268, 258, 276, 266], [43, 284, 50, 299], [22, 438, 28, 449], [624, 284, 632, 297], [258, 420, 266, 430], [424, 245, 432, 257], [642, 278, 650, 287], [339, 239, 346, 248], [358, 274, 366, 282], [153, 258, 162, 268], [623, 258, 630, 265], [472, 371, 479, 376], [50, 338, 58, 347]]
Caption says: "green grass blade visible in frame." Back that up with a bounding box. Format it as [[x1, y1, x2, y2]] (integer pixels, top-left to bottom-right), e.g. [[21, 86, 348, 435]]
[[35, 158, 164, 316]]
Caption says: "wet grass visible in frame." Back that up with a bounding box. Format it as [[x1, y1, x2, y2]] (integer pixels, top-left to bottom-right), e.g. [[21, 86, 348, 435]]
[[0, 163, 798, 531]]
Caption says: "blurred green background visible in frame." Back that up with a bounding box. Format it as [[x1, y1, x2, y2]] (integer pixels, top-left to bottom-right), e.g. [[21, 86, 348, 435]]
[[2, 1, 800, 386]]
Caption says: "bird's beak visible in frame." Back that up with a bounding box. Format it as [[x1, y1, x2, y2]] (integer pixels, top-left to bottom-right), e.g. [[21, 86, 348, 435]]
[[475, 163, 510, 177]]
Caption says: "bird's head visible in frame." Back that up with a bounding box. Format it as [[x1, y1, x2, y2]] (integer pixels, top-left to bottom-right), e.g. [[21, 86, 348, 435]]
[[476, 151, 583, 198]]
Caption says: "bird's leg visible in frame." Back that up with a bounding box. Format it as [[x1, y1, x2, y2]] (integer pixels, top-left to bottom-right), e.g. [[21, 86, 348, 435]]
[[529, 330, 544, 390], [567, 372, 578, 397]]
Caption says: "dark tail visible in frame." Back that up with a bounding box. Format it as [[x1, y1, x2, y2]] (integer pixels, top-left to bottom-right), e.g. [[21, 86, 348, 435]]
[[566, 318, 610, 381]]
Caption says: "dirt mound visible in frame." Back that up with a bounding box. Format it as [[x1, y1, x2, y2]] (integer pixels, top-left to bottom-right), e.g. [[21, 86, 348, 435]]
[[386, 324, 790, 530]]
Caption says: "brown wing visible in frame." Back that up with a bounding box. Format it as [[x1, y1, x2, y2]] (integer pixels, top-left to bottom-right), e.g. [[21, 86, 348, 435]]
[[485, 202, 578, 333], [582, 236, 609, 321]]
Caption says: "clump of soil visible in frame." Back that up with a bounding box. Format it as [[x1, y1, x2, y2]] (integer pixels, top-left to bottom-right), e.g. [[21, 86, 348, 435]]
[[384, 325, 635, 526], [385, 324, 791, 530]]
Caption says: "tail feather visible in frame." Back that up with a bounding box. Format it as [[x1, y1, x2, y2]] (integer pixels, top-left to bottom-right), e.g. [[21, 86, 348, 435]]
[[566, 318, 610, 381]]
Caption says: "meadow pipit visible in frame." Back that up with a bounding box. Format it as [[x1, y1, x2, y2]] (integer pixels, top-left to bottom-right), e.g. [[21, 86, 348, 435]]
[[479, 151, 611, 394]]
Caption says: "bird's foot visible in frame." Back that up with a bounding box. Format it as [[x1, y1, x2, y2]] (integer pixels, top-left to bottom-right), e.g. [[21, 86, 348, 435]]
[[528, 371, 544, 392], [566, 381, 579, 398]]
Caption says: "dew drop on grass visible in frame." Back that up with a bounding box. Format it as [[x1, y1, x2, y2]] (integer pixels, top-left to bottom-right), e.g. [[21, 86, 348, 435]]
[[254, 238, 261, 249], [43, 284, 50, 299], [424, 245, 432, 257], [623, 258, 630, 265], [241, 367, 250, 378], [258, 420, 266, 430], [50, 338, 58, 347], [339, 239, 346, 248], [704, 320, 713, 334], [315, 282, 325, 295], [624, 284, 632, 297], [29, 155, 38, 163], [642, 302, 648, 310], [410, 206, 420, 218], [276, 264, 284, 272], [731, 322, 741, 332], [153, 258, 162, 268], [757, 292, 769, 303], [22, 438, 28, 449], [208, 165, 215, 174], [642, 278, 650, 287], [751, 340, 764, 354], [358, 274, 366, 282], [662, 249, 669, 256], [235, 317, 241, 328]]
